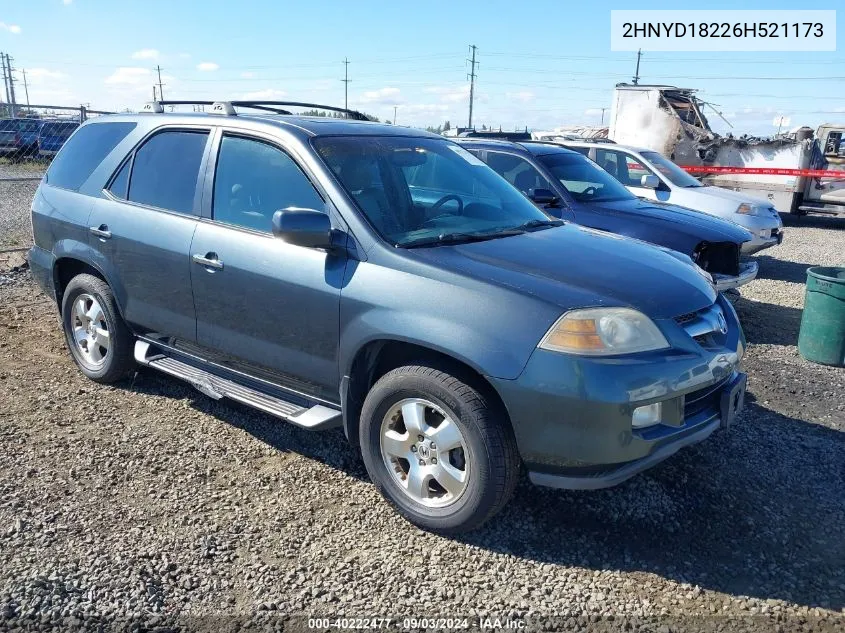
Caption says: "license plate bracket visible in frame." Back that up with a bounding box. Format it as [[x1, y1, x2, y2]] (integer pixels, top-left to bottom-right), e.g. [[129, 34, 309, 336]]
[[720, 373, 747, 429]]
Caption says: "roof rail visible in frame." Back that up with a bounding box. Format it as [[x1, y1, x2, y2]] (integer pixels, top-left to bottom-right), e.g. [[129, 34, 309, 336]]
[[138, 100, 369, 121]]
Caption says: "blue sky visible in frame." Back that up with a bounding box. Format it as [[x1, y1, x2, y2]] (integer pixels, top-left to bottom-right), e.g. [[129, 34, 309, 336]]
[[0, 0, 842, 135]]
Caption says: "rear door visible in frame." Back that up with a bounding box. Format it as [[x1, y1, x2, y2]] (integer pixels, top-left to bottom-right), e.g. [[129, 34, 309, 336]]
[[89, 126, 213, 344], [189, 131, 344, 403]]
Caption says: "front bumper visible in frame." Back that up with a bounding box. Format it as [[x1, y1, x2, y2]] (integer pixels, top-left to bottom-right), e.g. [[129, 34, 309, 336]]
[[737, 215, 784, 254], [489, 295, 746, 488], [713, 260, 758, 292]]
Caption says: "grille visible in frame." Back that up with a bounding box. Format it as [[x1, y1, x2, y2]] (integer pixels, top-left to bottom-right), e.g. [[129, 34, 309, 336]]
[[694, 242, 740, 277], [674, 303, 728, 349]]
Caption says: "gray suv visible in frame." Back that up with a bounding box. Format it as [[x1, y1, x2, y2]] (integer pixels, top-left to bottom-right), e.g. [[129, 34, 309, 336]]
[[28, 101, 747, 533]]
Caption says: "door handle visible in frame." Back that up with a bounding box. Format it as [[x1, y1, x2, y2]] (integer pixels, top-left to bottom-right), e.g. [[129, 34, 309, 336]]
[[89, 225, 111, 240], [192, 253, 224, 270]]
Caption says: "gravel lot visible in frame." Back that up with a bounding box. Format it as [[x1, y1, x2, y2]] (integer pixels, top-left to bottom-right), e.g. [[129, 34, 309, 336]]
[[0, 213, 843, 632]]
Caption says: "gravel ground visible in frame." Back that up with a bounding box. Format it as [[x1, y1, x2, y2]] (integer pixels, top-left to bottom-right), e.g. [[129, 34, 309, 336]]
[[0, 214, 843, 632]]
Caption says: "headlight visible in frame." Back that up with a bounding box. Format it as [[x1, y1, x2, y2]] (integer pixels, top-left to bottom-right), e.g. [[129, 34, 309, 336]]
[[735, 203, 761, 216], [538, 307, 670, 356]]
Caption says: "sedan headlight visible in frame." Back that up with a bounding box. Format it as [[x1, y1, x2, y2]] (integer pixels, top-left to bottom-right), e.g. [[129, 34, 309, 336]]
[[735, 203, 762, 216], [539, 307, 669, 356]]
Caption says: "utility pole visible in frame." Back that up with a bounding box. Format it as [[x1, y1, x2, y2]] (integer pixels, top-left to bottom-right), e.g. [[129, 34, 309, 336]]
[[155, 65, 165, 101], [21, 68, 29, 107], [632, 48, 642, 85], [393, 105, 397, 125], [0, 53, 10, 107], [341, 58, 350, 117], [5, 54, 17, 116], [467, 44, 478, 129], [600, 107, 607, 125], [153, 86, 157, 101]]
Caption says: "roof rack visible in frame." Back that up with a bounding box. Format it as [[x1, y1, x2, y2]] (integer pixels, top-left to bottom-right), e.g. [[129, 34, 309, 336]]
[[140, 100, 369, 121]]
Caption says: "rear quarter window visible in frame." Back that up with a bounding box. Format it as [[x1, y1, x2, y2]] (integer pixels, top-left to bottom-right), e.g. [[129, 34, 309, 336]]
[[46, 122, 137, 192]]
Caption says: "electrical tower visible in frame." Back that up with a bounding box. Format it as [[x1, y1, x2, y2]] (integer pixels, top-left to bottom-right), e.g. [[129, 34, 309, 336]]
[[0, 53, 10, 106], [632, 48, 642, 85], [341, 58, 350, 117], [467, 44, 478, 129]]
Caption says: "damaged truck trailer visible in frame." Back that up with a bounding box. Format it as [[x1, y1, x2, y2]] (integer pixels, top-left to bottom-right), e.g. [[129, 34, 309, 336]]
[[606, 84, 845, 218]]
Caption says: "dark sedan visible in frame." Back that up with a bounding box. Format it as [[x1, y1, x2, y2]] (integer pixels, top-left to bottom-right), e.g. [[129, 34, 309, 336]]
[[458, 139, 758, 291]]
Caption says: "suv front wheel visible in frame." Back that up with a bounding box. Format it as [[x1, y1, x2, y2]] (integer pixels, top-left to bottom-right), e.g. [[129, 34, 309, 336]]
[[360, 364, 520, 534], [61, 273, 135, 383]]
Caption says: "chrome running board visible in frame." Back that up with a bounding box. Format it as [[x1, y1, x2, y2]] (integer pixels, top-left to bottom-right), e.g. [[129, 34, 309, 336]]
[[134, 341, 342, 431]]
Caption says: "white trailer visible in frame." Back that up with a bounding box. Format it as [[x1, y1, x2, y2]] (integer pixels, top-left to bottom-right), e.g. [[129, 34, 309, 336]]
[[606, 84, 845, 217]]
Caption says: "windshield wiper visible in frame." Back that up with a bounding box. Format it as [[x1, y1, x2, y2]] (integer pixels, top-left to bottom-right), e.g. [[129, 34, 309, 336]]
[[509, 219, 564, 231], [400, 230, 521, 249]]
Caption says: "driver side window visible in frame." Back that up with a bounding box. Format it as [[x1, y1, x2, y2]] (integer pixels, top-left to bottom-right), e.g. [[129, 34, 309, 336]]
[[212, 135, 324, 233], [484, 151, 553, 196], [596, 149, 653, 187]]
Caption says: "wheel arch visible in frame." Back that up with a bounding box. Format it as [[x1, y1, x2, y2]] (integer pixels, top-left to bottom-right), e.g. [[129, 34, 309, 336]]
[[52, 253, 126, 320], [341, 338, 513, 449]]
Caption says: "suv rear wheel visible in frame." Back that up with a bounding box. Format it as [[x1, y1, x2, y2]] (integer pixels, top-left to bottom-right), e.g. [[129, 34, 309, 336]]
[[61, 274, 135, 383], [360, 364, 520, 534]]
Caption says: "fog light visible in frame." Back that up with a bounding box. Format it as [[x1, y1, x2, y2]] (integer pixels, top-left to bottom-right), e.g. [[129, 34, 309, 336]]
[[632, 402, 662, 428]]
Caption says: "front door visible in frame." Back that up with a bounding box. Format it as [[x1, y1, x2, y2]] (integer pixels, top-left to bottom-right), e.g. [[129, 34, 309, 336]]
[[189, 133, 345, 403], [596, 148, 668, 202]]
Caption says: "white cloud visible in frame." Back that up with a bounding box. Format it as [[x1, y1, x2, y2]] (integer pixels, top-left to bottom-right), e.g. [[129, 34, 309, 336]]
[[241, 89, 286, 100], [584, 108, 604, 116], [401, 104, 450, 114], [63, 0, 73, 5], [358, 87, 403, 106], [240, 71, 256, 79], [131, 49, 159, 61], [24, 68, 67, 83], [440, 85, 470, 103], [105, 67, 152, 86], [197, 62, 219, 72], [506, 91, 534, 103], [0, 22, 21, 34]]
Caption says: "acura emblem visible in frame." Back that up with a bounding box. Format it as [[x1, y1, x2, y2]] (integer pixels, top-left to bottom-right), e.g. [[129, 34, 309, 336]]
[[717, 311, 728, 335]]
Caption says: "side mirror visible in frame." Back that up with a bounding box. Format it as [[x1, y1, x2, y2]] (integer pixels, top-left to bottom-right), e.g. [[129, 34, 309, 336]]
[[640, 174, 660, 189], [272, 208, 333, 249], [529, 188, 559, 206]]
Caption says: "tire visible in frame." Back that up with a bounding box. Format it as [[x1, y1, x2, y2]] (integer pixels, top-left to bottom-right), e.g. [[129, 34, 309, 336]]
[[359, 364, 520, 534], [61, 273, 135, 383]]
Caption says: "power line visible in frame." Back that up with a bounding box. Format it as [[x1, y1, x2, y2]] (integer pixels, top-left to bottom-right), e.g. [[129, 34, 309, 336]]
[[467, 44, 478, 128]]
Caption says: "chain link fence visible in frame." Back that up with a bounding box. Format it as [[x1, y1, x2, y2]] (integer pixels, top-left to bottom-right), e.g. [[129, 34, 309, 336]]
[[0, 104, 114, 252]]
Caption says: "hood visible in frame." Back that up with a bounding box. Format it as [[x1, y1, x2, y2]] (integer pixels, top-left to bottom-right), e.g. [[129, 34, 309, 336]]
[[693, 185, 774, 209], [408, 224, 717, 319], [588, 197, 753, 244]]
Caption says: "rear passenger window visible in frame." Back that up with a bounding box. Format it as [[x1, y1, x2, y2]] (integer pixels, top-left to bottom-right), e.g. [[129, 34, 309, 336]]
[[212, 135, 323, 233], [128, 130, 208, 214], [46, 122, 136, 192]]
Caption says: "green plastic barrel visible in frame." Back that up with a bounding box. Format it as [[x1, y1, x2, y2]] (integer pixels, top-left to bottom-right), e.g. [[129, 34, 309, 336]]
[[798, 266, 845, 367]]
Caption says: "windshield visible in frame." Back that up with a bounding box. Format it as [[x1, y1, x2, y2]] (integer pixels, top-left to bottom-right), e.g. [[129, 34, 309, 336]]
[[641, 151, 703, 188], [537, 153, 635, 203], [313, 136, 556, 247]]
